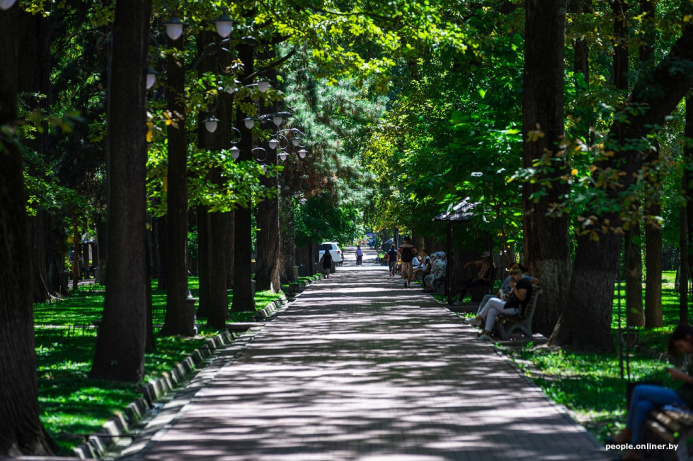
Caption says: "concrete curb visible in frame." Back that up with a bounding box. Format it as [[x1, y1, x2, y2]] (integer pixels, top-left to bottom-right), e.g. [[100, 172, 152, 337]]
[[73, 291, 296, 459]]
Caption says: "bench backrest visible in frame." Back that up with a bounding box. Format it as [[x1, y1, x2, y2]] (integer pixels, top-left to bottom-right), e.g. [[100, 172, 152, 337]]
[[519, 287, 542, 320]]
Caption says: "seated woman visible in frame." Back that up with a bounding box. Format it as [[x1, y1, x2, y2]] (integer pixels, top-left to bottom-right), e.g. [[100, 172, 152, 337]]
[[423, 252, 446, 292], [610, 325, 693, 460], [414, 251, 430, 281], [465, 268, 531, 341], [475, 264, 539, 314], [458, 251, 494, 301]]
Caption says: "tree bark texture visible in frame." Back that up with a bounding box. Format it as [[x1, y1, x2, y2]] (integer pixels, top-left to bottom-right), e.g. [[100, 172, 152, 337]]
[[685, 96, 693, 325], [231, 42, 256, 313], [226, 210, 235, 289], [280, 191, 297, 283], [552, 17, 693, 351], [196, 30, 230, 326], [196, 206, 210, 319], [0, 6, 57, 455], [624, 223, 644, 327], [255, 61, 281, 293], [90, 0, 152, 382], [522, 0, 571, 337], [161, 33, 192, 336]]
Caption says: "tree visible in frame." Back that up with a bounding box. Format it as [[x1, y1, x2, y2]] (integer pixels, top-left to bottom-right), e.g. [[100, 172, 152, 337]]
[[551, 16, 693, 351], [90, 0, 152, 382], [522, 0, 571, 337], [0, 4, 57, 455]]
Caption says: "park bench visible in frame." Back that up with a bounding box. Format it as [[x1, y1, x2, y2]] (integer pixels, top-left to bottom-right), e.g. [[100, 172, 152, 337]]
[[642, 405, 693, 460], [494, 287, 543, 340]]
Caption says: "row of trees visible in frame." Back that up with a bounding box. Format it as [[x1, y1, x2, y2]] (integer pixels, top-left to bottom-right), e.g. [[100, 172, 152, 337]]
[[362, 0, 693, 350], [0, 0, 481, 455]]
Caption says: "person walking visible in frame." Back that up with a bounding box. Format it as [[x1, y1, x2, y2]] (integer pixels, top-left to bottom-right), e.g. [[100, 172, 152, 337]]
[[399, 236, 417, 287], [355, 245, 363, 266], [320, 249, 333, 278], [386, 244, 398, 276]]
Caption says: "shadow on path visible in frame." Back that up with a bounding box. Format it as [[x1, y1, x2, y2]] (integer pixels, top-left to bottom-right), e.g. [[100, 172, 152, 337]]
[[121, 249, 606, 460]]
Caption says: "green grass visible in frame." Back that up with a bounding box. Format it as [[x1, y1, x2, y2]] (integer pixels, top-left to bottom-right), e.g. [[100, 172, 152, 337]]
[[504, 270, 685, 443], [34, 275, 294, 454]]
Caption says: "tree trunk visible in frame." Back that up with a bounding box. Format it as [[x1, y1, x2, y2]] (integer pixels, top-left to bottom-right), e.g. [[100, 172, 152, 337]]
[[18, 9, 53, 303], [280, 192, 297, 283], [90, 0, 152, 382], [231, 42, 256, 313], [227, 210, 235, 289], [624, 223, 644, 327], [153, 214, 166, 289], [641, 0, 663, 329], [196, 206, 210, 319], [255, 62, 281, 293], [645, 204, 663, 327], [685, 96, 693, 325], [0, 5, 57, 455], [551, 17, 693, 352], [161, 32, 192, 336], [522, 0, 571, 337]]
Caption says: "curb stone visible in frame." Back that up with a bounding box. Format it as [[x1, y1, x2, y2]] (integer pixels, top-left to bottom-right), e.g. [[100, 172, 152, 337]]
[[73, 292, 294, 460]]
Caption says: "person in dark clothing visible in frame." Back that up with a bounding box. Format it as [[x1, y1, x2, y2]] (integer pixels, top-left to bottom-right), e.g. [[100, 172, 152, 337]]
[[466, 268, 532, 341], [320, 250, 333, 278], [610, 325, 693, 460], [386, 245, 398, 277]]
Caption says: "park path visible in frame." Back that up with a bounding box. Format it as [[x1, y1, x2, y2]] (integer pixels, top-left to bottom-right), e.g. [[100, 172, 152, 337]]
[[120, 247, 607, 461]]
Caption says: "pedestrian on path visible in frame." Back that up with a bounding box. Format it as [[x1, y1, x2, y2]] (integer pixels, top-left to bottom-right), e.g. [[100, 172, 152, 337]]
[[320, 250, 333, 278], [399, 236, 417, 287], [355, 245, 363, 266], [386, 244, 398, 276]]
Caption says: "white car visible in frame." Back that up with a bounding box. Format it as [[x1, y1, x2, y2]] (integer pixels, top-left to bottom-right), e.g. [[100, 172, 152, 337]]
[[318, 242, 343, 264]]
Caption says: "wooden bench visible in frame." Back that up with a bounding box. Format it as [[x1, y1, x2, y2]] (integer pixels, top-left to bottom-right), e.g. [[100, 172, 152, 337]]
[[643, 406, 693, 460], [494, 287, 543, 340]]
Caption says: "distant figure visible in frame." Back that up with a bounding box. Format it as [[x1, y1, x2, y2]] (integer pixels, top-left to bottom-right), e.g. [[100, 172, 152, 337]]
[[386, 244, 398, 276], [320, 250, 333, 279], [355, 245, 363, 266], [398, 236, 417, 288]]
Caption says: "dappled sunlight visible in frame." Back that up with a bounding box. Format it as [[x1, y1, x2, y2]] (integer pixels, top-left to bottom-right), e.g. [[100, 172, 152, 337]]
[[122, 256, 606, 461]]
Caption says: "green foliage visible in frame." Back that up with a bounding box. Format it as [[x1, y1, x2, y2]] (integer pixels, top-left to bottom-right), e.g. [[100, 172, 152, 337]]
[[294, 193, 363, 246]]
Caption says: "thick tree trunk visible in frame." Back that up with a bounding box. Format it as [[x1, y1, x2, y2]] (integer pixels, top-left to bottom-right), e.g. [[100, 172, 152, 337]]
[[522, 0, 571, 337], [161, 33, 192, 336], [153, 214, 166, 289], [551, 18, 693, 351], [280, 192, 297, 283], [90, 0, 152, 382], [231, 42, 256, 313], [0, 5, 57, 455], [255, 64, 281, 293], [227, 210, 235, 289], [624, 223, 644, 327]]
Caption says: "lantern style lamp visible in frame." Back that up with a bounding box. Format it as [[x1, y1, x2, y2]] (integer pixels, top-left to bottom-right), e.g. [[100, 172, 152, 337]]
[[146, 67, 158, 89], [214, 14, 233, 38], [230, 145, 240, 160], [268, 138, 279, 150], [298, 148, 308, 159], [164, 16, 183, 40], [257, 79, 270, 93], [204, 115, 220, 133], [272, 114, 283, 127], [278, 151, 288, 161], [0, 0, 17, 10], [243, 117, 255, 129], [291, 136, 301, 147]]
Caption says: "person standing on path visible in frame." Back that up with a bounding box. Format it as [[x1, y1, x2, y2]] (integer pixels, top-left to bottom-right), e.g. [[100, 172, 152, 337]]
[[386, 244, 398, 276], [399, 236, 417, 287], [320, 249, 333, 278], [355, 245, 363, 266]]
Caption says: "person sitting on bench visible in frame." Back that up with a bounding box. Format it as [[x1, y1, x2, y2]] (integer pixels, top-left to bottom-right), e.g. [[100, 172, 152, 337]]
[[458, 251, 494, 300], [466, 268, 531, 341], [475, 264, 539, 314], [610, 324, 693, 460]]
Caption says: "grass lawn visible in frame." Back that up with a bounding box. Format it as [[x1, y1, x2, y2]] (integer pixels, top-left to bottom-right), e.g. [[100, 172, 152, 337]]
[[34, 276, 289, 454], [503, 270, 686, 443]]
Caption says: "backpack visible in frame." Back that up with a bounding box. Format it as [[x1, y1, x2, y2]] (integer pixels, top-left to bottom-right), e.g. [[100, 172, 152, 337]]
[[401, 246, 414, 262]]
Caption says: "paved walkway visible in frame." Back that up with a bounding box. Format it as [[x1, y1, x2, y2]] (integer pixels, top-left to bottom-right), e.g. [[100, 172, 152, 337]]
[[120, 248, 607, 461]]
